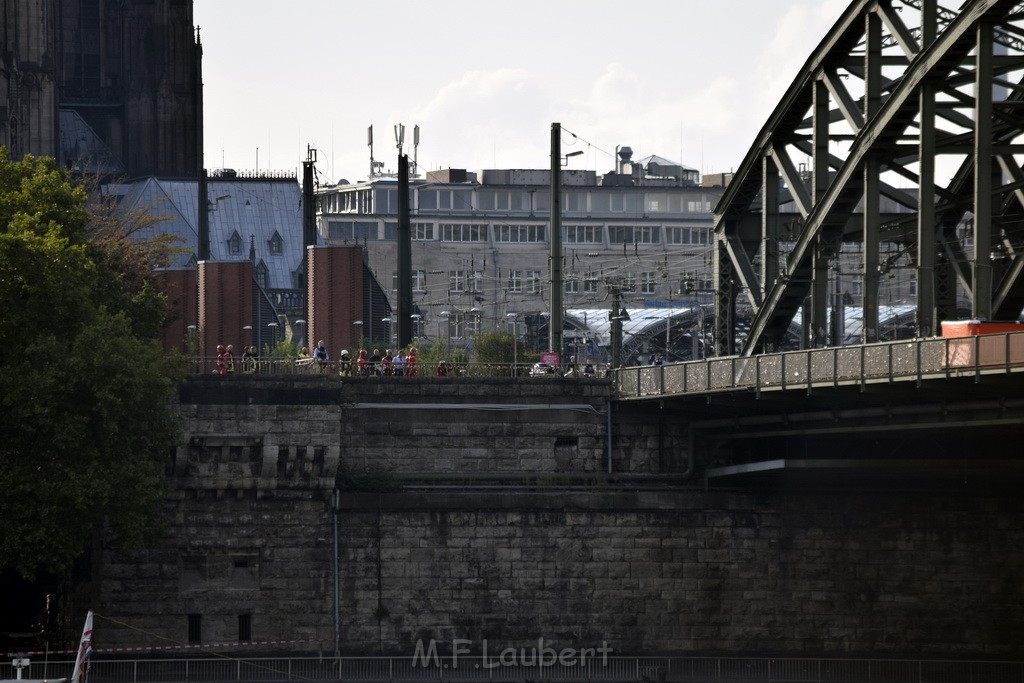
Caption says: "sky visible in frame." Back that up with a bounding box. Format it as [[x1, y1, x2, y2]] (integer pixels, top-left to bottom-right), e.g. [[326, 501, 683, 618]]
[[194, 1, 848, 185]]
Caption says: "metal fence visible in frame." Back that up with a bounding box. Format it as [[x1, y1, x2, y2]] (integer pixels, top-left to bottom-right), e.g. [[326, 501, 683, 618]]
[[189, 357, 608, 380], [6, 656, 1024, 683], [614, 331, 1024, 400]]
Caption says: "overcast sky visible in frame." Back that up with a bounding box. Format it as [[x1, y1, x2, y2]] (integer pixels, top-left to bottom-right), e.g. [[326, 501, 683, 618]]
[[194, 1, 847, 184]]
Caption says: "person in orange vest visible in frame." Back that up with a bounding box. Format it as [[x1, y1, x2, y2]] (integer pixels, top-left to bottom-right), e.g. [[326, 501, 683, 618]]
[[405, 347, 418, 377], [216, 345, 227, 375]]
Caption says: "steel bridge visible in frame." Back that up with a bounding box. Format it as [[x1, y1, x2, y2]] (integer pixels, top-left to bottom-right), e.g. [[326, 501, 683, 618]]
[[713, 0, 1024, 356]]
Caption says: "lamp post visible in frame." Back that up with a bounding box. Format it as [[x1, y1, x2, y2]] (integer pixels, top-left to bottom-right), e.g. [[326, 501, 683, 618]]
[[352, 320, 363, 349], [267, 322, 279, 348], [506, 313, 518, 376], [439, 310, 451, 350], [410, 313, 422, 340], [382, 317, 395, 347], [293, 319, 306, 349]]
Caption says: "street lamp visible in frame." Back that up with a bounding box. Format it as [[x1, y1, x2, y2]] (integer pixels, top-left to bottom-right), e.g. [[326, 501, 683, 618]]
[[267, 322, 279, 347], [439, 310, 451, 349], [294, 319, 306, 347], [506, 313, 519, 377], [410, 313, 422, 339]]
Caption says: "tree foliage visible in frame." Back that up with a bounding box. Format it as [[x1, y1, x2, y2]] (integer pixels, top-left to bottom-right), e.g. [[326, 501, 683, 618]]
[[0, 151, 181, 579]]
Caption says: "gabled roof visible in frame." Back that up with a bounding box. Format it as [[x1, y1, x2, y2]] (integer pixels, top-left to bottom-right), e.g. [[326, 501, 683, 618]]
[[104, 176, 304, 291]]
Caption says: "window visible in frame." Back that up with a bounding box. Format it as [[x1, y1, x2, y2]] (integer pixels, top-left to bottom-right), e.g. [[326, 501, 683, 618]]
[[646, 193, 667, 213], [384, 222, 398, 240], [495, 224, 546, 243], [565, 225, 602, 244], [327, 221, 378, 241], [635, 226, 661, 244], [563, 192, 587, 213], [449, 270, 466, 293], [526, 270, 543, 294], [228, 231, 242, 255], [440, 223, 487, 242], [679, 271, 713, 293], [623, 273, 637, 291], [373, 188, 398, 214], [564, 278, 580, 294], [478, 191, 512, 212], [609, 225, 661, 244], [640, 271, 656, 294], [268, 232, 283, 255], [609, 193, 642, 213], [238, 614, 252, 642], [584, 272, 599, 293], [469, 270, 484, 294], [413, 222, 434, 240], [686, 199, 712, 213], [413, 269, 426, 292], [255, 262, 268, 288], [508, 270, 523, 293], [188, 614, 202, 644]]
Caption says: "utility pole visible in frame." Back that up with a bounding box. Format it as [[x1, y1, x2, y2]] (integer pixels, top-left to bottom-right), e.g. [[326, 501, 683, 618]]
[[610, 286, 623, 369], [549, 122, 564, 356], [397, 153, 413, 349], [302, 146, 317, 338]]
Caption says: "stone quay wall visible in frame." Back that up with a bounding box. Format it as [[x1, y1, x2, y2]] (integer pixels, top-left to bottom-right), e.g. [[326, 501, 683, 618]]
[[80, 376, 1024, 658], [339, 490, 1024, 657]]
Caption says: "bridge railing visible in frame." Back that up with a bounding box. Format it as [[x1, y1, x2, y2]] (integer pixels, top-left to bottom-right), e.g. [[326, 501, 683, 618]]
[[188, 358, 608, 380], [7, 655, 1024, 683], [615, 330, 1024, 399]]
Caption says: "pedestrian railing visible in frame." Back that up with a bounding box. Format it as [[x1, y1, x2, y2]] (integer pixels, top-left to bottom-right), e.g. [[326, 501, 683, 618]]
[[189, 358, 609, 380], [7, 655, 1024, 683], [614, 331, 1024, 400]]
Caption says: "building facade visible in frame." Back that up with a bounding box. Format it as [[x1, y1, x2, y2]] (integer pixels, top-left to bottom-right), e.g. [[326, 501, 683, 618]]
[[315, 149, 726, 355]]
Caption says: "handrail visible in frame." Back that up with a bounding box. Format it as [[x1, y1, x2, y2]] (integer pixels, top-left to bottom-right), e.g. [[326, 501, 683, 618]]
[[612, 330, 1024, 400], [187, 357, 609, 380], [6, 654, 1023, 683]]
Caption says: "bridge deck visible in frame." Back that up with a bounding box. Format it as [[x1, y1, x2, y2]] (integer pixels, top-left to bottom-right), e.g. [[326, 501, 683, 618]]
[[614, 331, 1024, 401]]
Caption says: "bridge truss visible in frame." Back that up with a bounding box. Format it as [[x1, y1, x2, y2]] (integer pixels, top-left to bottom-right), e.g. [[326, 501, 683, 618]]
[[713, 0, 1024, 356]]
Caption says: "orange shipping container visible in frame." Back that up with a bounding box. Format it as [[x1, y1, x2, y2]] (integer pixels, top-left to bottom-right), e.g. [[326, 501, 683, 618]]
[[941, 320, 1024, 367]]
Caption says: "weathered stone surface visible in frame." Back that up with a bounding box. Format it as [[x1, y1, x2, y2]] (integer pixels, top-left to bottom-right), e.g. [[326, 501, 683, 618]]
[[71, 377, 1024, 660]]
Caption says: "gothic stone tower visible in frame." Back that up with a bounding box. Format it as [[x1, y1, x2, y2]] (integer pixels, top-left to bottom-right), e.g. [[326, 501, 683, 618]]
[[1, 0, 201, 178]]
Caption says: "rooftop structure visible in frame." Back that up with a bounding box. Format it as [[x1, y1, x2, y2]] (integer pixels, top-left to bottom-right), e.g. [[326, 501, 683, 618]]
[[315, 149, 726, 360]]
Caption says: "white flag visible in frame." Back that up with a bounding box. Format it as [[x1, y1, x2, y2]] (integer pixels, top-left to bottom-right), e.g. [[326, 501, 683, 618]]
[[71, 611, 93, 683]]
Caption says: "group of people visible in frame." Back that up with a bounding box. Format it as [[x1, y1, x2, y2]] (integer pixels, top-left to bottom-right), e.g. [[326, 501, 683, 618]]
[[215, 344, 261, 374], [337, 347, 419, 377]]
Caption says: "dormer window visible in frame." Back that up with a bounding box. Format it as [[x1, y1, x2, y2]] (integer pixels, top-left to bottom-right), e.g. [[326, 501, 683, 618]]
[[228, 231, 242, 255], [268, 232, 283, 255], [255, 261, 268, 288]]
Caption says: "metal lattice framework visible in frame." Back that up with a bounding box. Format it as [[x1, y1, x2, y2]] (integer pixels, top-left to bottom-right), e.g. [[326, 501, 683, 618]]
[[713, 0, 1024, 356]]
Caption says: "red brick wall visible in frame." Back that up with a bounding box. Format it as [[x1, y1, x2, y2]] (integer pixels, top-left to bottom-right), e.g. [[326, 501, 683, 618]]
[[154, 268, 198, 353], [307, 246, 364, 357], [198, 261, 254, 357]]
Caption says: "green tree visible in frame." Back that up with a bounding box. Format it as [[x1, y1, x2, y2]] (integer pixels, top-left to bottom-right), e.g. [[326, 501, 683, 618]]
[[471, 331, 516, 365], [0, 151, 180, 579]]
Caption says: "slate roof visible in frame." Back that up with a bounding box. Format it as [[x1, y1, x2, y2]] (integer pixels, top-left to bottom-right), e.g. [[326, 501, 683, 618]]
[[105, 176, 304, 290]]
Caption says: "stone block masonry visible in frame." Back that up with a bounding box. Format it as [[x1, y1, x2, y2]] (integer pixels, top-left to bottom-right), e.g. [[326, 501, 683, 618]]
[[340, 491, 1024, 657], [76, 377, 1024, 658]]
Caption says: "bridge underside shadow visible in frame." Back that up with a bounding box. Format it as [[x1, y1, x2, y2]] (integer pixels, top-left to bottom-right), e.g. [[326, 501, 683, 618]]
[[654, 369, 1024, 488]]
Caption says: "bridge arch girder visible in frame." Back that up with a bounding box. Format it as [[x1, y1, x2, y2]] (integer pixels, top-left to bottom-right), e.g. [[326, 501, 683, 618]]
[[714, 0, 1024, 356]]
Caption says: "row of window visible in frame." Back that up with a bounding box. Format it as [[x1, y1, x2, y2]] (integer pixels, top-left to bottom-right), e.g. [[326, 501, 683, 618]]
[[327, 221, 711, 245], [320, 187, 716, 216], [394, 270, 714, 297]]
